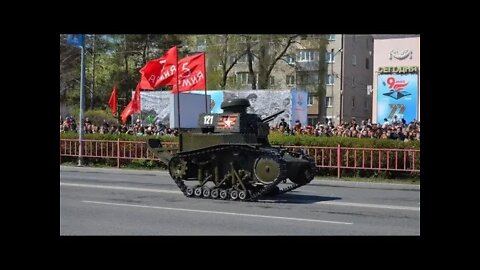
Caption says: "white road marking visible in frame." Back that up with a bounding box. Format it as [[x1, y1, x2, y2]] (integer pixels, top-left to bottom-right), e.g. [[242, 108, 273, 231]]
[[82, 200, 353, 225], [60, 182, 182, 194], [61, 182, 419, 211], [315, 201, 420, 211]]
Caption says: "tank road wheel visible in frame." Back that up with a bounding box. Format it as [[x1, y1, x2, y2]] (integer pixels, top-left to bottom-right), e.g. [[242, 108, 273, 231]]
[[230, 190, 238, 200], [202, 187, 211, 198], [194, 187, 203, 197], [238, 190, 247, 200], [211, 189, 219, 199], [254, 157, 281, 184], [168, 157, 187, 179], [186, 186, 194, 197], [219, 189, 228, 200]]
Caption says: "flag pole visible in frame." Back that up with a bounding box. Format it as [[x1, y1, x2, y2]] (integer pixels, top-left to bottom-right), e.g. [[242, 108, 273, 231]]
[[78, 35, 86, 167], [176, 46, 181, 130], [115, 82, 119, 125], [203, 53, 208, 113]]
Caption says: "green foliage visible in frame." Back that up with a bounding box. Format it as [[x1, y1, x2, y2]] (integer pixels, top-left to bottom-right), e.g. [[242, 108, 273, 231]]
[[61, 34, 183, 110], [60, 132, 179, 142], [268, 132, 419, 149], [61, 131, 418, 149]]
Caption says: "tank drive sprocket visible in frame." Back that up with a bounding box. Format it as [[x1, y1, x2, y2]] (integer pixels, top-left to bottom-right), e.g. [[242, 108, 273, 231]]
[[168, 156, 187, 179]]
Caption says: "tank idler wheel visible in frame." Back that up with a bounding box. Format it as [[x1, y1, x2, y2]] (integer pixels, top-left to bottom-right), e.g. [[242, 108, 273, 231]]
[[194, 187, 203, 197], [230, 190, 238, 200], [219, 189, 228, 200], [211, 189, 219, 199], [186, 186, 194, 197], [202, 187, 211, 198], [238, 190, 247, 200]]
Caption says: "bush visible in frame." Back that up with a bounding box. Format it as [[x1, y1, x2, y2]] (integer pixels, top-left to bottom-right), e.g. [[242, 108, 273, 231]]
[[61, 131, 419, 149], [60, 132, 179, 142], [268, 132, 419, 149]]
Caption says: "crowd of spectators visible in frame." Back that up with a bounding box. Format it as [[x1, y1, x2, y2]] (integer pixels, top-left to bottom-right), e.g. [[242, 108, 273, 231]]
[[274, 115, 420, 142], [61, 114, 419, 142], [60, 116, 178, 136]]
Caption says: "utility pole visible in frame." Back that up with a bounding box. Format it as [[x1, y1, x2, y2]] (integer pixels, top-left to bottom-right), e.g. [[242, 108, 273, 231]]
[[78, 37, 86, 166]]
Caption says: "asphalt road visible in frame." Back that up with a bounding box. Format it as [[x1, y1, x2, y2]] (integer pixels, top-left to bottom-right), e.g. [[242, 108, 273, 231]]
[[60, 166, 420, 235]]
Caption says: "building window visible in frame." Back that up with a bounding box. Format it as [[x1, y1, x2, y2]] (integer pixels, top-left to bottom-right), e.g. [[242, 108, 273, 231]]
[[196, 37, 207, 52], [352, 54, 357, 66], [236, 72, 252, 85], [326, 97, 333, 108], [286, 75, 295, 85], [286, 55, 295, 64], [228, 76, 235, 85], [352, 76, 355, 87], [297, 50, 316, 62], [326, 74, 335, 85], [328, 34, 336, 41], [352, 96, 355, 108], [365, 58, 370, 69], [297, 73, 307, 84], [308, 95, 314, 106], [269, 76, 275, 86], [326, 52, 335, 63]]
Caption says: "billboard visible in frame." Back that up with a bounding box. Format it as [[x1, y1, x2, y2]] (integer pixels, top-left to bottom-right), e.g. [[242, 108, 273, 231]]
[[224, 90, 292, 128], [139, 89, 305, 129], [290, 89, 308, 127], [377, 74, 418, 123], [138, 91, 171, 126], [189, 90, 224, 113]]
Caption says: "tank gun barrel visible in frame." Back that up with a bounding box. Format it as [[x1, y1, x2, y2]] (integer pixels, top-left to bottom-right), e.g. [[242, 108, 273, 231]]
[[261, 110, 285, 123]]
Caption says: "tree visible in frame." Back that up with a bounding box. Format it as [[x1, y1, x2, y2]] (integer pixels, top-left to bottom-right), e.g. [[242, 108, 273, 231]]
[[204, 35, 247, 89], [60, 34, 81, 104], [245, 34, 299, 89]]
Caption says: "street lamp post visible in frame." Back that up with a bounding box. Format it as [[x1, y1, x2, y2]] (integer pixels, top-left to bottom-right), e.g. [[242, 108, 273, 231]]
[[78, 38, 86, 166]]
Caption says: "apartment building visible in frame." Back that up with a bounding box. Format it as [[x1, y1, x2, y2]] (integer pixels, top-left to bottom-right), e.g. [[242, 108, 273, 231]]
[[194, 34, 373, 126]]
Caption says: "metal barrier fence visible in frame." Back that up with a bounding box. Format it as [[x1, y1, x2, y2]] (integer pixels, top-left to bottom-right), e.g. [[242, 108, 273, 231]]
[[60, 139, 420, 178]]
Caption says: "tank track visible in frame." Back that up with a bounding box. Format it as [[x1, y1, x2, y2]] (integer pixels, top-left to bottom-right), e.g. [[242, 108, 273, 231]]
[[168, 144, 311, 202], [277, 153, 317, 195]]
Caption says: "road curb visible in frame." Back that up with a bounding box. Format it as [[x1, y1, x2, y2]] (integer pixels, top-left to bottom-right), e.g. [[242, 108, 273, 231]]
[[60, 165, 420, 190], [60, 165, 168, 176]]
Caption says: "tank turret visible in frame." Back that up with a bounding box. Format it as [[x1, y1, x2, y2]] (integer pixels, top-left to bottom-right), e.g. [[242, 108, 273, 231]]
[[147, 98, 316, 201]]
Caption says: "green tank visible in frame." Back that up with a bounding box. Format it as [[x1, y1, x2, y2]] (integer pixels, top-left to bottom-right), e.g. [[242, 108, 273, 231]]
[[146, 98, 316, 201]]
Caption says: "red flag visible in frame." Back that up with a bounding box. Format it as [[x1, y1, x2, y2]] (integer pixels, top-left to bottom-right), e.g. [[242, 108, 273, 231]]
[[139, 46, 178, 89], [121, 100, 134, 124], [108, 83, 117, 115], [120, 83, 141, 124], [130, 82, 141, 114], [171, 53, 206, 93]]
